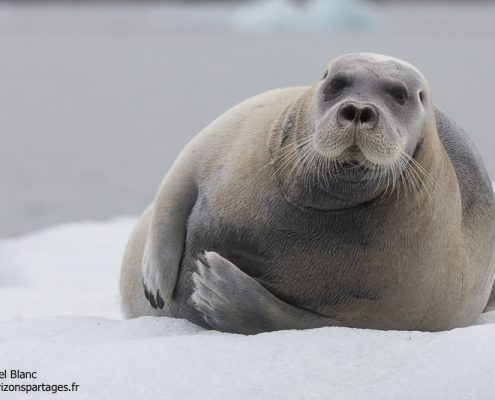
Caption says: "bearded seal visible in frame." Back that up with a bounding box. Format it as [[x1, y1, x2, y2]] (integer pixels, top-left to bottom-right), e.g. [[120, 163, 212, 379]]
[[120, 53, 495, 334]]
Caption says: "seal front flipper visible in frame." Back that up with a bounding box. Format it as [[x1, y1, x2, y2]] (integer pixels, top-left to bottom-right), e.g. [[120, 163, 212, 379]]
[[142, 151, 198, 308], [191, 251, 337, 334]]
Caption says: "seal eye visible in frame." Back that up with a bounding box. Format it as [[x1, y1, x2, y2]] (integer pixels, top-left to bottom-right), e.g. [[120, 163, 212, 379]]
[[387, 86, 408, 105], [323, 78, 348, 101], [329, 78, 347, 92]]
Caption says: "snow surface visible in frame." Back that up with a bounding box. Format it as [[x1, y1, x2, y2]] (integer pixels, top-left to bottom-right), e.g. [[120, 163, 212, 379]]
[[1, 219, 495, 399]]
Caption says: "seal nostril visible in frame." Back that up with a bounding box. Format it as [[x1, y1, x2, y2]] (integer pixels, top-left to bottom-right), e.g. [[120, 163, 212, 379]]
[[359, 107, 377, 126], [341, 105, 357, 122], [360, 108, 372, 124]]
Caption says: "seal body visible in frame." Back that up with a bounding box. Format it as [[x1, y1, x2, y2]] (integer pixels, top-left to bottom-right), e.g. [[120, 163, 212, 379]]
[[120, 54, 495, 334]]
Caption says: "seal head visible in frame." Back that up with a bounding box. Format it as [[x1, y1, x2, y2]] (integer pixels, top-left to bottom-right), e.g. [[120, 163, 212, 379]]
[[274, 53, 434, 209]]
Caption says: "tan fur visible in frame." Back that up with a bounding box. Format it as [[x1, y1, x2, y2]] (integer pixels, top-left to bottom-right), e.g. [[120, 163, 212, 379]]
[[120, 59, 495, 332]]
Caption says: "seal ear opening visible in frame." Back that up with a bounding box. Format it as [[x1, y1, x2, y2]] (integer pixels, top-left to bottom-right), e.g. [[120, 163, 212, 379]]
[[419, 91, 425, 104]]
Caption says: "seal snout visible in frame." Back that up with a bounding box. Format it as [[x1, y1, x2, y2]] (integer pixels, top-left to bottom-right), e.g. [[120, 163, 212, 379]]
[[337, 102, 379, 129]]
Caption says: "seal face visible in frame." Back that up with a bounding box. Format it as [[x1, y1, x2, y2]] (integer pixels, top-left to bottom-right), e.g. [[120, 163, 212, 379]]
[[273, 53, 432, 210], [120, 53, 495, 335]]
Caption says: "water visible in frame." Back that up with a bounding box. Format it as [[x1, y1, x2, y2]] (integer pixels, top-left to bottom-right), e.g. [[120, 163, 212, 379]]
[[1, 2, 495, 237]]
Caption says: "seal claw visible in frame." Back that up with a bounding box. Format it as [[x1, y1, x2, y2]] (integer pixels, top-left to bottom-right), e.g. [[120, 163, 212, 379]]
[[156, 290, 165, 309]]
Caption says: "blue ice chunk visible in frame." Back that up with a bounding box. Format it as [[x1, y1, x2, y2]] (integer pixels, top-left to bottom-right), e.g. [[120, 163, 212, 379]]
[[234, 0, 374, 33]]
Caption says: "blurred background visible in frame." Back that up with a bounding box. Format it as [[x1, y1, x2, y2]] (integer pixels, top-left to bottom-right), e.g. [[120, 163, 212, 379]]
[[1, 0, 495, 237]]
